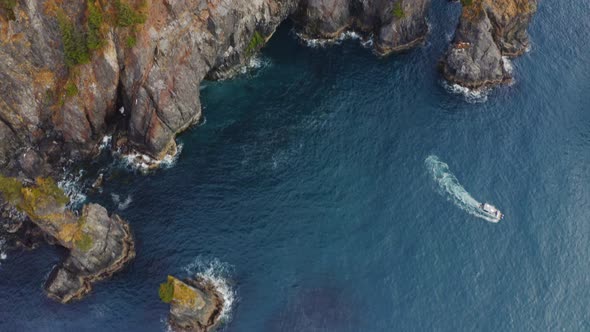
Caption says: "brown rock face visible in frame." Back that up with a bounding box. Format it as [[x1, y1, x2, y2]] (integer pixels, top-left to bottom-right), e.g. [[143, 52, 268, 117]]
[[294, 0, 431, 55], [44, 204, 135, 303], [441, 0, 537, 88], [160, 276, 225, 332], [0, 176, 134, 303]]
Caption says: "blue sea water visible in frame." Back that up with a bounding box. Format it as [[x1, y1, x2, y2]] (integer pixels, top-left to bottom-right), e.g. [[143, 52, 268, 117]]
[[1, 1, 589, 331]]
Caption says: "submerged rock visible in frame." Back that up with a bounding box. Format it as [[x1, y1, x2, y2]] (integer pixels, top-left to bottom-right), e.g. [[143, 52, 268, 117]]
[[442, 0, 537, 88], [160, 276, 225, 332]]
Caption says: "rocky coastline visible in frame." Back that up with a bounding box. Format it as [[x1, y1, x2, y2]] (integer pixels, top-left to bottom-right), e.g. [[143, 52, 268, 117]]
[[0, 0, 536, 311]]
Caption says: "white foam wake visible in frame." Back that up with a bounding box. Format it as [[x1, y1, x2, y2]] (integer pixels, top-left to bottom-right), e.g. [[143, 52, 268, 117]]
[[183, 257, 236, 324], [425, 155, 499, 223]]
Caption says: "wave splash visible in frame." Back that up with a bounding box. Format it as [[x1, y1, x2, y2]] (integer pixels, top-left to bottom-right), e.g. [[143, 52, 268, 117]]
[[425, 155, 499, 223], [441, 80, 490, 103], [58, 169, 87, 208], [0, 237, 7, 265], [183, 257, 236, 324], [295, 30, 373, 49]]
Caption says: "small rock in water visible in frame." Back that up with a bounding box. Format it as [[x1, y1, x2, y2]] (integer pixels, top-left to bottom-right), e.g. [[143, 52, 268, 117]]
[[159, 276, 225, 332]]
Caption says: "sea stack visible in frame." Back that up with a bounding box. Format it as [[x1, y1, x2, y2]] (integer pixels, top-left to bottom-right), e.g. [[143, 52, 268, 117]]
[[0, 176, 135, 302], [159, 276, 225, 332], [441, 0, 537, 88]]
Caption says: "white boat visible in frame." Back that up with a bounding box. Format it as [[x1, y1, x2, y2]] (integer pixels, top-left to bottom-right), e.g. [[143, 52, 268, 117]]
[[479, 203, 503, 222]]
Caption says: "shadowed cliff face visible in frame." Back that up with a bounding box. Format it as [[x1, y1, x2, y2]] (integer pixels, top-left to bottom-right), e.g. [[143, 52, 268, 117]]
[[294, 0, 431, 54], [441, 0, 537, 88]]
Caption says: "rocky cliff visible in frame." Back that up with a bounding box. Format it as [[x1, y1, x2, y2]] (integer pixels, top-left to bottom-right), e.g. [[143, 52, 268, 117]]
[[0, 0, 536, 304], [441, 0, 537, 88]]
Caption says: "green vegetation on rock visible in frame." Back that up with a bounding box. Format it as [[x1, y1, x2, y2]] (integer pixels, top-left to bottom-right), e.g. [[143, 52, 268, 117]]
[[0, 0, 16, 20], [126, 35, 137, 48], [75, 232, 94, 252], [461, 0, 474, 6], [246, 31, 265, 56], [392, 2, 405, 19], [65, 82, 79, 97], [57, 11, 91, 67], [114, 0, 146, 27], [0, 175, 24, 204], [159, 278, 175, 303], [0, 176, 69, 221], [86, 0, 105, 51]]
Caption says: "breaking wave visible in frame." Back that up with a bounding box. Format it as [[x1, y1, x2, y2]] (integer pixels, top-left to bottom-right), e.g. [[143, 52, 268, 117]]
[[441, 80, 490, 104], [119, 143, 183, 173], [183, 257, 237, 324], [98, 135, 113, 151], [295, 30, 373, 49], [425, 155, 500, 223], [0, 237, 7, 265], [58, 169, 87, 208]]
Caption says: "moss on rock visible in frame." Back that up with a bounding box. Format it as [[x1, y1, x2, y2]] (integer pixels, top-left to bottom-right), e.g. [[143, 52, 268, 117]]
[[246, 31, 265, 56]]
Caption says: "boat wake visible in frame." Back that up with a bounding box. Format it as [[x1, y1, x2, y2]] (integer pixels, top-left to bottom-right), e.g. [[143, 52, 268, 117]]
[[425, 155, 500, 223], [183, 257, 237, 324]]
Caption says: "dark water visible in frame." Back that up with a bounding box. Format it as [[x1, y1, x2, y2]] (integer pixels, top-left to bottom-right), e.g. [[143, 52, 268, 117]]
[[2, 1, 589, 331]]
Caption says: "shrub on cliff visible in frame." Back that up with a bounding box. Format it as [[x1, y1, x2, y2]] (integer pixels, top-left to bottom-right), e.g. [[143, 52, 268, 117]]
[[57, 11, 90, 67], [114, 0, 146, 27], [86, 0, 104, 51], [246, 31, 265, 56], [461, 0, 474, 6]]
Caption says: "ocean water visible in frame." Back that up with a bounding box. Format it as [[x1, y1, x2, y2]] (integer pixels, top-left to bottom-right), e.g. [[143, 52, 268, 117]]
[[1, 1, 589, 331]]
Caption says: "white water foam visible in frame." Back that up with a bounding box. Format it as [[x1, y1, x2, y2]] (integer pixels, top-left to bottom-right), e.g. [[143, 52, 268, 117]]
[[111, 193, 132, 210], [183, 257, 236, 324], [425, 155, 500, 223], [119, 143, 183, 173], [0, 238, 7, 264], [441, 80, 490, 104], [239, 56, 272, 75], [502, 56, 514, 75], [99, 135, 113, 151], [296, 30, 373, 49], [58, 169, 87, 208]]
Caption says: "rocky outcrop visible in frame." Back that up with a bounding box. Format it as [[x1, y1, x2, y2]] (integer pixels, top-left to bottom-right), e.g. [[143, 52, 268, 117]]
[[160, 276, 225, 332], [0, 176, 134, 302], [293, 0, 431, 54], [441, 0, 537, 88]]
